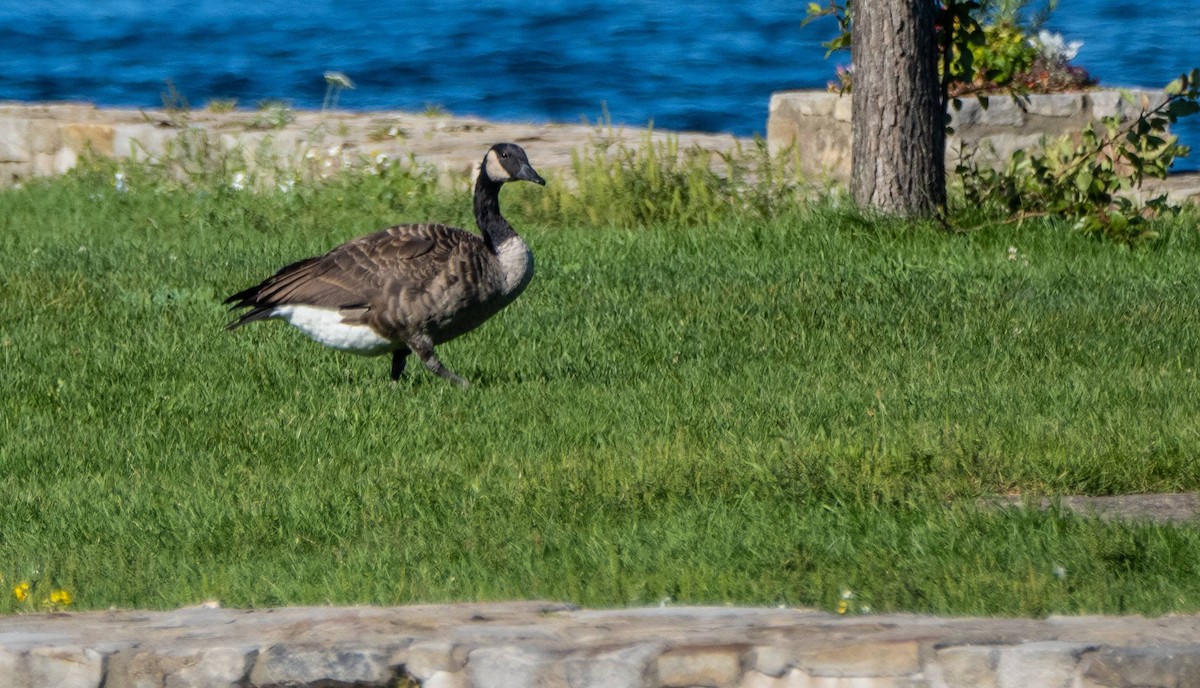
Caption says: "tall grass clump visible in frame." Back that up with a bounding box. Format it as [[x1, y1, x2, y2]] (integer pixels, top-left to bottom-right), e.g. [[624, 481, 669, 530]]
[[507, 126, 809, 229]]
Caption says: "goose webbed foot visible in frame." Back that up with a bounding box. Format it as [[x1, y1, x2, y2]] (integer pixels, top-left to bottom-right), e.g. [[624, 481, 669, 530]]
[[409, 338, 470, 388]]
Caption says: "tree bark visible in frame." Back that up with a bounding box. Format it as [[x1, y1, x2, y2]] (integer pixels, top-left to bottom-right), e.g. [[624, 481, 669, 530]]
[[850, 0, 945, 216]]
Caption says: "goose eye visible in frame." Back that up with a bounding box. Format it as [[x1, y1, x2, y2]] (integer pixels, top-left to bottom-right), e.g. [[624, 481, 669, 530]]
[[500, 152, 509, 158]]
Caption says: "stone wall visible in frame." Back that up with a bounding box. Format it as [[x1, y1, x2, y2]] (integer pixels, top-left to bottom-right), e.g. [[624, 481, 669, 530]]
[[766, 89, 1169, 183], [3, 602, 1200, 687], [0, 103, 744, 187], [1, 99, 1195, 203]]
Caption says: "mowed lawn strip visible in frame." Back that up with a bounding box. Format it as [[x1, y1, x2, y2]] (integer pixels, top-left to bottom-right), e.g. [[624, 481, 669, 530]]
[[2, 170, 1199, 615]]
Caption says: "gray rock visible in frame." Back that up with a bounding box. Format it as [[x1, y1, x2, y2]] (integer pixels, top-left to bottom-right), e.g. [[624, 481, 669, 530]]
[[769, 91, 836, 118], [995, 642, 1092, 688], [404, 640, 469, 680], [751, 645, 796, 678], [1022, 94, 1084, 118], [798, 640, 924, 678], [25, 646, 106, 688], [563, 642, 663, 688], [466, 645, 568, 688], [106, 645, 256, 688], [424, 670, 467, 688], [248, 644, 398, 687], [656, 644, 745, 687], [1081, 645, 1200, 688], [948, 98, 982, 129], [832, 96, 853, 123], [934, 645, 997, 688], [977, 96, 1026, 127]]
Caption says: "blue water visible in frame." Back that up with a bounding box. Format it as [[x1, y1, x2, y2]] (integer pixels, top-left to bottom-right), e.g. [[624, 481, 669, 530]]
[[2, 0, 1198, 171]]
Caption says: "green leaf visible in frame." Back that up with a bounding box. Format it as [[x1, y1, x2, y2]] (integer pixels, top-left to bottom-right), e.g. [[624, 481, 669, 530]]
[[1075, 170, 1093, 193], [1164, 77, 1185, 96]]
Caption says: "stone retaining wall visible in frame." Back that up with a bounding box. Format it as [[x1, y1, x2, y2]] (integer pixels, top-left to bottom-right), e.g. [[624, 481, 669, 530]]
[[2, 99, 1196, 203], [3, 602, 1200, 687], [0, 103, 744, 187], [765, 89, 1168, 183]]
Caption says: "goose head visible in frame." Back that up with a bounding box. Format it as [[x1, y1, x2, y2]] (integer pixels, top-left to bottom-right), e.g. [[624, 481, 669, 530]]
[[481, 142, 546, 186]]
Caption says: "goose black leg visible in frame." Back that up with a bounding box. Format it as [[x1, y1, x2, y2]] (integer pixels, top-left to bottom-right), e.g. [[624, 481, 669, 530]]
[[408, 336, 469, 388], [390, 346, 411, 381]]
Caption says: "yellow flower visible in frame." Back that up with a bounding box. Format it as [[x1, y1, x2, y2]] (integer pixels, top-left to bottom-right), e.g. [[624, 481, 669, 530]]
[[49, 589, 72, 606], [13, 582, 30, 602], [836, 599, 849, 614]]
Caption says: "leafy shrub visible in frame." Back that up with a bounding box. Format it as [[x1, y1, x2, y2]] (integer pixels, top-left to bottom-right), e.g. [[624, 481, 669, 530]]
[[955, 71, 1200, 243]]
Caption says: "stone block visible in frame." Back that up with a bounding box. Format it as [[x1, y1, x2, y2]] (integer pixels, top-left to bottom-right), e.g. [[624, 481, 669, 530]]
[[28, 120, 63, 153], [741, 669, 929, 688], [995, 642, 1091, 688], [752, 645, 797, 677], [112, 124, 176, 161], [0, 118, 31, 161], [563, 642, 662, 688], [424, 669, 467, 688], [0, 648, 23, 686], [61, 123, 115, 156], [1088, 89, 1168, 120], [54, 147, 79, 174], [947, 98, 982, 129], [658, 644, 746, 687], [106, 645, 256, 688], [832, 96, 853, 123], [403, 640, 468, 680], [769, 91, 836, 118], [968, 133, 1048, 164], [25, 646, 105, 688], [248, 644, 397, 687], [466, 645, 568, 688], [977, 96, 1026, 127], [799, 640, 924, 678], [1080, 645, 1200, 688], [1022, 94, 1084, 118], [933, 646, 997, 688], [0, 160, 32, 183], [1088, 90, 1124, 119]]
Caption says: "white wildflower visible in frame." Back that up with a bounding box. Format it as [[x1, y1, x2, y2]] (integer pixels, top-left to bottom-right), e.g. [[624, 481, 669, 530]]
[[1052, 565, 1067, 580], [1008, 246, 1018, 261], [114, 172, 128, 192], [230, 171, 247, 191], [1032, 30, 1083, 63], [278, 179, 295, 193]]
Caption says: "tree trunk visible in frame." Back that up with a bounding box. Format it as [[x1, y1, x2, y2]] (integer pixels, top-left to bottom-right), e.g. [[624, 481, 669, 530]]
[[850, 0, 945, 216]]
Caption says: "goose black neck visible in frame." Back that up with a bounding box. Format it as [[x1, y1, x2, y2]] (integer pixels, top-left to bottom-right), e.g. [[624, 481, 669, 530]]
[[474, 174, 517, 251]]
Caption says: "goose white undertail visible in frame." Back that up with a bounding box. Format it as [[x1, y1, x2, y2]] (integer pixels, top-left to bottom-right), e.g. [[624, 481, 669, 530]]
[[272, 305, 395, 355]]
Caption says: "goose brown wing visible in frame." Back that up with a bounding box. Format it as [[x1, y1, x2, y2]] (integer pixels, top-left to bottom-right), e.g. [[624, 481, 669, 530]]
[[224, 223, 483, 329]]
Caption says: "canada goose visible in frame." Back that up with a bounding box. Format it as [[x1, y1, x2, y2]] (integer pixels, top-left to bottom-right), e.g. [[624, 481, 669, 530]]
[[224, 142, 545, 387]]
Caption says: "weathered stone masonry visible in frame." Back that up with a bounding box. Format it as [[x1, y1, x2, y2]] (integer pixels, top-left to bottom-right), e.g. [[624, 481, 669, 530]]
[[3, 602, 1200, 688]]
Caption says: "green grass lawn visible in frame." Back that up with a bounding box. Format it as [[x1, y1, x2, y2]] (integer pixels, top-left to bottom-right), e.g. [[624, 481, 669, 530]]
[[2, 165, 1200, 616]]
